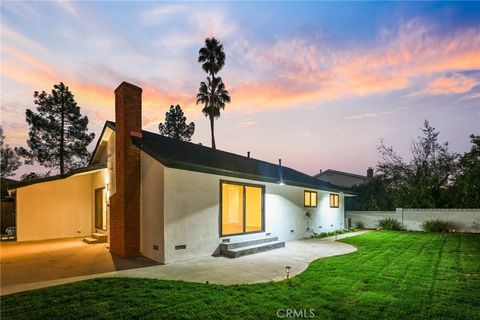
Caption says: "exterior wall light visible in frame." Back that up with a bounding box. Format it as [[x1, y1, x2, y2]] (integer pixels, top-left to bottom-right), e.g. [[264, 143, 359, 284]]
[[286, 266, 291, 280], [277, 159, 285, 185]]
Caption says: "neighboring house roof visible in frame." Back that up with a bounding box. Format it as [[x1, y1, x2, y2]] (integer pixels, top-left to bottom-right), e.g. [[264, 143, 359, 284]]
[[313, 169, 367, 180], [8, 164, 107, 190]]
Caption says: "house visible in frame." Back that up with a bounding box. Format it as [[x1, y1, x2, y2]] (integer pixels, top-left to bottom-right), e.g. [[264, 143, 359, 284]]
[[8, 81, 351, 264], [313, 168, 373, 188]]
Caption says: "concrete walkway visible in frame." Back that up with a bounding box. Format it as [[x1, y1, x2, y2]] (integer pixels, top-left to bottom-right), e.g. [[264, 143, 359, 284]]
[[2, 231, 368, 296]]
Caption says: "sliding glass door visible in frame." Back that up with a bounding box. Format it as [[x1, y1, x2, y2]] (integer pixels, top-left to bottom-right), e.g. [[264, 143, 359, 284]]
[[221, 181, 264, 236]]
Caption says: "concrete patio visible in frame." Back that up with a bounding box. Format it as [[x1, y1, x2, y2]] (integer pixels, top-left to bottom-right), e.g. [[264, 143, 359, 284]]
[[1, 231, 366, 295]]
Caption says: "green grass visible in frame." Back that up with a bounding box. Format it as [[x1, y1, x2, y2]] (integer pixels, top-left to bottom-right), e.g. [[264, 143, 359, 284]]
[[2, 231, 479, 319]]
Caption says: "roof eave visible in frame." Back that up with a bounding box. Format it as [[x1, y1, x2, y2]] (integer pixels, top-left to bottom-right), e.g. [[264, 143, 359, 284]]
[[8, 163, 107, 191]]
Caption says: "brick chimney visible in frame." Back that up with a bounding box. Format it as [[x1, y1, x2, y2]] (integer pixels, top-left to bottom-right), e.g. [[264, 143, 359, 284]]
[[110, 81, 142, 258]]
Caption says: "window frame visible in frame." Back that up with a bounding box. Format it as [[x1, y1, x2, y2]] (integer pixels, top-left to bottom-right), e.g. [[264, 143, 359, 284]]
[[329, 193, 340, 208], [219, 180, 265, 237], [304, 190, 318, 208]]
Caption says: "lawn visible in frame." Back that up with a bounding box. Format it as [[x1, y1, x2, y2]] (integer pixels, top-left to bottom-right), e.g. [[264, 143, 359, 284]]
[[2, 231, 479, 320]]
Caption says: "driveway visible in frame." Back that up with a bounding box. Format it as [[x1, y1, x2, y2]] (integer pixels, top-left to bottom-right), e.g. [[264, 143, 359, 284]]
[[1, 231, 366, 295]]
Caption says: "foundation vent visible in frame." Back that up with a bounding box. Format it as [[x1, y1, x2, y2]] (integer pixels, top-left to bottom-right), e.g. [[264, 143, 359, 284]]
[[175, 244, 187, 250]]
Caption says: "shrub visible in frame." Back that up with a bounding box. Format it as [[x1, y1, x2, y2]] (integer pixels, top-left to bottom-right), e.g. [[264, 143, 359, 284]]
[[327, 231, 335, 236], [335, 230, 344, 234], [354, 221, 365, 229], [343, 229, 350, 233], [377, 217, 402, 230], [422, 219, 448, 232]]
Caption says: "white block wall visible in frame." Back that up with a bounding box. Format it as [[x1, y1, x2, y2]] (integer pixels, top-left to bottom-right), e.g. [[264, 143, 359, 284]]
[[346, 208, 480, 233]]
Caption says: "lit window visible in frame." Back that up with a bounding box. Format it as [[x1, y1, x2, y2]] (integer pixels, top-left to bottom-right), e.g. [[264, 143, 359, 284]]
[[221, 181, 263, 236], [330, 194, 339, 208], [304, 191, 317, 207]]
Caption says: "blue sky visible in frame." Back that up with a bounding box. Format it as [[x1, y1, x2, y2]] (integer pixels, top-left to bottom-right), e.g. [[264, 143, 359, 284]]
[[1, 1, 479, 177]]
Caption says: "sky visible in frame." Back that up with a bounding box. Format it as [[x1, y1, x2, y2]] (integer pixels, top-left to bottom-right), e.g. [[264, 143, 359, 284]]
[[1, 1, 479, 178]]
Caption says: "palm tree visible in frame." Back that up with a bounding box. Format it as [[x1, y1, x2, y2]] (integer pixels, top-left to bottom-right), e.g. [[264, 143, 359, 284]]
[[198, 37, 230, 149], [196, 76, 231, 149], [198, 37, 226, 78]]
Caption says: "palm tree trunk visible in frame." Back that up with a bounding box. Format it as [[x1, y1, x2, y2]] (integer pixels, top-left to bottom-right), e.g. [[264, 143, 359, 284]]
[[210, 113, 216, 149], [209, 71, 216, 150]]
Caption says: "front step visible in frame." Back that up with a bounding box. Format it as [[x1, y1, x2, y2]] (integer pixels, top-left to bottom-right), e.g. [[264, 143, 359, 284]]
[[83, 237, 99, 244], [92, 232, 108, 243], [220, 236, 285, 258], [83, 233, 108, 244]]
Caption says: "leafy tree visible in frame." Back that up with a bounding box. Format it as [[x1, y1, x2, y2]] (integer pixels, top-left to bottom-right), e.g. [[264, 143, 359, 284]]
[[20, 172, 47, 181], [351, 120, 460, 210], [197, 37, 231, 149], [451, 134, 480, 207], [0, 126, 21, 177], [346, 177, 398, 210], [376, 120, 458, 208], [158, 105, 195, 141], [15, 83, 95, 176]]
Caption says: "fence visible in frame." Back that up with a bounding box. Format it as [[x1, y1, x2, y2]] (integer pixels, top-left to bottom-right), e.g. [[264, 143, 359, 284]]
[[346, 208, 480, 233]]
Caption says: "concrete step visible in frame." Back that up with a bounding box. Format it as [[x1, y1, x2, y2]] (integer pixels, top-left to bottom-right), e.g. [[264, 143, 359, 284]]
[[83, 237, 99, 244], [222, 240, 285, 258], [221, 236, 279, 251], [92, 233, 108, 243]]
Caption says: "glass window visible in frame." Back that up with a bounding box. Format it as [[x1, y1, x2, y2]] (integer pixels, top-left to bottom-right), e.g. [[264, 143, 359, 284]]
[[330, 194, 339, 208], [222, 183, 244, 235], [304, 191, 317, 207], [245, 186, 262, 232], [221, 182, 263, 236]]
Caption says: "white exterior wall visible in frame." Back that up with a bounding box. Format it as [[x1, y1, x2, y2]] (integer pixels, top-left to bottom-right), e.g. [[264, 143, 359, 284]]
[[346, 209, 480, 233], [16, 173, 94, 241], [140, 152, 165, 263], [156, 167, 345, 264]]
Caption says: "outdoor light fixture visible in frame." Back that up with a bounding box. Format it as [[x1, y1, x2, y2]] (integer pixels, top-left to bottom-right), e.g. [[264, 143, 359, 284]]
[[286, 266, 291, 280], [277, 158, 285, 185]]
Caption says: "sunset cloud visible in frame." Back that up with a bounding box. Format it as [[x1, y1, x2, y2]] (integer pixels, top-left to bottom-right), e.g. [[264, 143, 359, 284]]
[[412, 73, 478, 96], [1, 2, 478, 177]]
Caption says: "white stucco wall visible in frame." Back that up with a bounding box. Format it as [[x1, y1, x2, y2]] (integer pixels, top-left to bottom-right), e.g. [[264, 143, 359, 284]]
[[16, 173, 97, 241], [156, 167, 345, 264], [140, 152, 165, 263]]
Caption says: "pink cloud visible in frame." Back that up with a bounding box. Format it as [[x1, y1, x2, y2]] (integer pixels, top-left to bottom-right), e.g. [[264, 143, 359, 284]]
[[420, 74, 478, 95]]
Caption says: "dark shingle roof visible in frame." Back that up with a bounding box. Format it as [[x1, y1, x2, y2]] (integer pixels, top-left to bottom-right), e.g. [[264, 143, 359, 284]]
[[132, 129, 343, 192]]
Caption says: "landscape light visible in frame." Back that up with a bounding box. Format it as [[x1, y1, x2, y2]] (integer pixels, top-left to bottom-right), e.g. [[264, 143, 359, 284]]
[[286, 266, 291, 280]]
